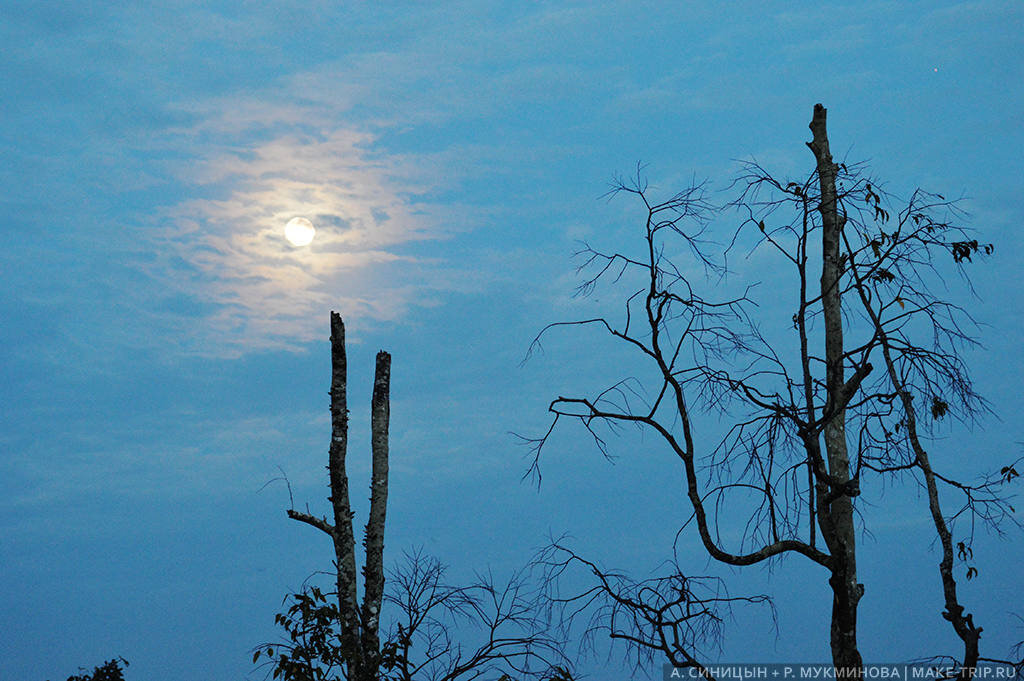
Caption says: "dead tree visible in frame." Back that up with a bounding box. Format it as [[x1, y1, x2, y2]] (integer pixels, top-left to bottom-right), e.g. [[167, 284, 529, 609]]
[[256, 313, 574, 681], [284, 312, 391, 681], [526, 104, 1019, 676]]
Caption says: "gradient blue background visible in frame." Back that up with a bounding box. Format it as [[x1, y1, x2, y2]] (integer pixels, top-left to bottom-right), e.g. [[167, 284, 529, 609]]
[[2, 3, 1023, 680]]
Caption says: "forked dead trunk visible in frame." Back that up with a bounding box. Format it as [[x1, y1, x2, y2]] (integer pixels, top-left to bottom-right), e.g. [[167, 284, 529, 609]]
[[287, 313, 392, 681]]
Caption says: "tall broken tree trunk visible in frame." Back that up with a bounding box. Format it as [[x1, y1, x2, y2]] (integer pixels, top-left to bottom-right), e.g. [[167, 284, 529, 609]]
[[287, 312, 391, 681], [361, 350, 390, 678], [807, 103, 864, 671]]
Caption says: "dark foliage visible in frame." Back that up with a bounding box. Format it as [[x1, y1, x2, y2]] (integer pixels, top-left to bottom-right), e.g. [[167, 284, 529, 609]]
[[56, 658, 129, 681], [254, 551, 574, 681]]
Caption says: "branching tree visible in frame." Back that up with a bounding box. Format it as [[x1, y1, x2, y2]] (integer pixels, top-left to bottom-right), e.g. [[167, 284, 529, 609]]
[[535, 543, 774, 677], [379, 550, 570, 681], [526, 104, 1021, 676], [256, 312, 572, 681]]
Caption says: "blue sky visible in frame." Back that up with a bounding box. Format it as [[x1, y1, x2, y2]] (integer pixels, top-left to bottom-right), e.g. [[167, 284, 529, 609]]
[[2, 2, 1023, 679]]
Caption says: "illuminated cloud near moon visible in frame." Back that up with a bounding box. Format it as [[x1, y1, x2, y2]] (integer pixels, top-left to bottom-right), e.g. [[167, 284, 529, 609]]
[[155, 108, 457, 355]]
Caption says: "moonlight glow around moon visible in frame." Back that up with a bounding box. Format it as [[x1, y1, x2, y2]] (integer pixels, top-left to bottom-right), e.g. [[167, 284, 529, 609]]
[[284, 217, 316, 246]]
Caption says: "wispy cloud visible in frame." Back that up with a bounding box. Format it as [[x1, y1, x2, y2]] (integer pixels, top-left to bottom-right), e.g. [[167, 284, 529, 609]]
[[150, 97, 458, 355]]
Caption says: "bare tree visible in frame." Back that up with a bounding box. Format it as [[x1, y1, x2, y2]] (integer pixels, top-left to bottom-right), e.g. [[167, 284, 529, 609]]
[[535, 542, 773, 677], [526, 104, 1020, 676], [273, 312, 390, 681], [256, 550, 573, 681], [256, 312, 572, 681], [380, 550, 571, 681]]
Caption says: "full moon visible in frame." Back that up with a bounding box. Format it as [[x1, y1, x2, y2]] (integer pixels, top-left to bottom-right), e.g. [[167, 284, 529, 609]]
[[284, 217, 316, 247]]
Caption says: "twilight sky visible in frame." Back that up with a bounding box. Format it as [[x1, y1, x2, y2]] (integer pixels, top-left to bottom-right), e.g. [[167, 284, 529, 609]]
[[3, 3, 1024, 680]]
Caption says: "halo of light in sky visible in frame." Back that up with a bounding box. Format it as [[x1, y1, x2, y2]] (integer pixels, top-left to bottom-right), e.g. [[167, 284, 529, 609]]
[[284, 217, 316, 246]]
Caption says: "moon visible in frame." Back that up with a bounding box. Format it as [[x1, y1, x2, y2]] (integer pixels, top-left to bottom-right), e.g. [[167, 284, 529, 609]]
[[284, 217, 316, 247]]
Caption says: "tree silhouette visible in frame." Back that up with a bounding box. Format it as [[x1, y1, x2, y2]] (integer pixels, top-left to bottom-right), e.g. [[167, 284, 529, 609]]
[[526, 104, 1021, 676], [256, 313, 573, 681]]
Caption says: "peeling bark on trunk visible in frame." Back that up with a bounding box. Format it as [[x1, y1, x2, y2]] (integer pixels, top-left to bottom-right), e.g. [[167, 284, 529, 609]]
[[287, 313, 393, 681], [328, 312, 363, 674], [360, 351, 390, 680], [807, 104, 864, 671]]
